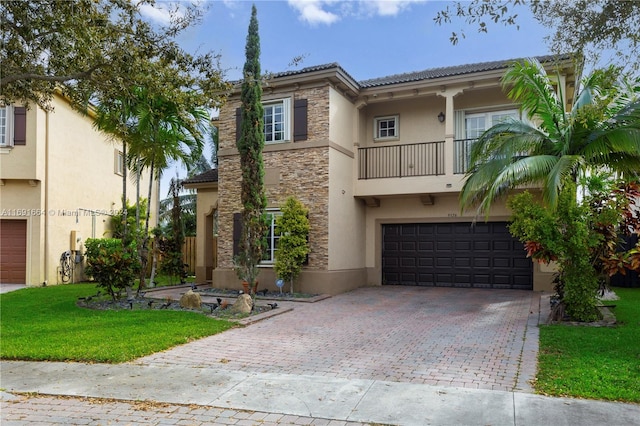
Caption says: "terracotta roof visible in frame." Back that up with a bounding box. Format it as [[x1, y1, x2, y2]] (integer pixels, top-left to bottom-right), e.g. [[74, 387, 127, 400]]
[[358, 54, 567, 88], [182, 168, 218, 185], [261, 54, 572, 89]]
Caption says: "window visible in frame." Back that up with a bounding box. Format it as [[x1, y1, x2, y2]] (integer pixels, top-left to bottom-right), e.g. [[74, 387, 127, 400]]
[[262, 209, 282, 264], [465, 109, 518, 138], [374, 115, 399, 140], [0, 106, 14, 147], [454, 109, 519, 174], [114, 150, 124, 175], [264, 99, 290, 143]]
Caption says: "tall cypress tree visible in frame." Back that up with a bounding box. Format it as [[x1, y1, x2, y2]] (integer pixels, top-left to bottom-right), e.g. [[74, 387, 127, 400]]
[[235, 4, 267, 290]]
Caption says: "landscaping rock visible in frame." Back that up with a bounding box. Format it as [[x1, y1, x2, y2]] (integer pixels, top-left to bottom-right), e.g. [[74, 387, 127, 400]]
[[231, 294, 253, 314], [179, 290, 201, 309]]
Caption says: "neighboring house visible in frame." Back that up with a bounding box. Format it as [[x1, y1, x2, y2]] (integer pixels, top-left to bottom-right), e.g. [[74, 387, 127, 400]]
[[0, 93, 157, 286], [190, 55, 578, 294]]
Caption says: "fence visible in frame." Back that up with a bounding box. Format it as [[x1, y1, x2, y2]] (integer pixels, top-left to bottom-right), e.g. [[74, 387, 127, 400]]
[[148, 236, 197, 276], [182, 236, 196, 275]]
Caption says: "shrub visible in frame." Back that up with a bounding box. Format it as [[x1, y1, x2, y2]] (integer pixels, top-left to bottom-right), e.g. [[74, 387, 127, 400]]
[[508, 189, 602, 322], [274, 197, 310, 294], [85, 238, 140, 300]]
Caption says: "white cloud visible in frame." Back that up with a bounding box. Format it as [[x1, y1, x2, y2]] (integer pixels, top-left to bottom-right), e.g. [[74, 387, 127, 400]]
[[287, 0, 424, 26], [365, 0, 424, 16], [138, 1, 187, 26], [288, 0, 341, 26]]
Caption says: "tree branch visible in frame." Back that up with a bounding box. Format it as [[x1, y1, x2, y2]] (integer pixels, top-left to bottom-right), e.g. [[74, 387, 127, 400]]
[[0, 65, 104, 86]]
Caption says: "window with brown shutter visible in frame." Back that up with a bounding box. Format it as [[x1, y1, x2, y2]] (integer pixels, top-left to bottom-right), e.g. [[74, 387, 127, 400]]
[[233, 212, 242, 256], [13, 107, 26, 146], [293, 99, 308, 142]]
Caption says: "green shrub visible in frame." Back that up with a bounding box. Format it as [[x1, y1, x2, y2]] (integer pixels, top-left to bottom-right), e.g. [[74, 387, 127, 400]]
[[508, 189, 601, 322], [85, 238, 140, 300], [274, 197, 310, 294]]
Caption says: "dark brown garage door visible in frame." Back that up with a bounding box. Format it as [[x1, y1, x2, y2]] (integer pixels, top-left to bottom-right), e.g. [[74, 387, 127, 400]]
[[382, 222, 532, 290], [0, 219, 27, 284]]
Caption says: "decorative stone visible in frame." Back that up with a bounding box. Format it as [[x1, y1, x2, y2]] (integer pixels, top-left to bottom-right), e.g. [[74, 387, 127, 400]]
[[179, 290, 202, 309], [231, 293, 253, 314]]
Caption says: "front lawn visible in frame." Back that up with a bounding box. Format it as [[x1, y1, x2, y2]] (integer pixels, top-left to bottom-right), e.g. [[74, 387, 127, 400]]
[[536, 287, 640, 403], [0, 283, 234, 363]]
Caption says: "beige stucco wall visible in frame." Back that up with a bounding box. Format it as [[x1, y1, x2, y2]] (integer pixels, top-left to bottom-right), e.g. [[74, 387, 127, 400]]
[[362, 96, 447, 145], [187, 185, 218, 284], [0, 94, 157, 286]]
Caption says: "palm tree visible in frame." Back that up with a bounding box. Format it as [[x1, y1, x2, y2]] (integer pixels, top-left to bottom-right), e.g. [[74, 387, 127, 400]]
[[124, 88, 209, 288], [93, 92, 138, 245], [460, 58, 640, 216], [158, 123, 219, 228], [93, 86, 209, 289]]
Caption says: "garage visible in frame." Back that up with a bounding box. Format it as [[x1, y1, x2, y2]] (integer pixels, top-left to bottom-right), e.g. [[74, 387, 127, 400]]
[[382, 222, 532, 290], [0, 219, 27, 284]]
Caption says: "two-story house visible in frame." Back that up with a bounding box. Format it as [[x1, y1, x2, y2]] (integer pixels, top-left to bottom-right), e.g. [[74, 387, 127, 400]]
[[0, 93, 157, 286], [192, 55, 578, 294]]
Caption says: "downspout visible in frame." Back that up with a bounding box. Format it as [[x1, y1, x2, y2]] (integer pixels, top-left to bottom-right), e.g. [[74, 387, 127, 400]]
[[44, 108, 50, 286]]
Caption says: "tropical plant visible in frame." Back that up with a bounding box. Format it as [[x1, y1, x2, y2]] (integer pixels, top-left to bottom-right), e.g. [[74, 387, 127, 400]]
[[84, 238, 140, 301], [274, 197, 310, 294], [94, 86, 209, 289], [460, 59, 640, 216], [508, 188, 603, 322], [460, 59, 640, 322], [159, 177, 186, 284], [158, 123, 219, 230], [234, 5, 267, 295]]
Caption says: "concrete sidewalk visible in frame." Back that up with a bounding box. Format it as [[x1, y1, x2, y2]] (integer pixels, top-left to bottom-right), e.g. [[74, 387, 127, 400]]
[[1, 360, 638, 425]]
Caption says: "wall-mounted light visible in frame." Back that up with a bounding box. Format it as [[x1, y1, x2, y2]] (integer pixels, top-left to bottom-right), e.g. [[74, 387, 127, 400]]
[[438, 112, 445, 123]]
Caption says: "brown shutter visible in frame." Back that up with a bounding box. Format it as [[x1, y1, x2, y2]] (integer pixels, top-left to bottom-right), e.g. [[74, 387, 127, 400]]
[[13, 107, 26, 146], [233, 212, 242, 256], [293, 99, 308, 142], [235, 108, 242, 143]]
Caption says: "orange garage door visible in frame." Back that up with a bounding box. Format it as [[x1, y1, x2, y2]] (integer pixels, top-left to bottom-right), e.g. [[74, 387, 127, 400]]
[[0, 219, 27, 284]]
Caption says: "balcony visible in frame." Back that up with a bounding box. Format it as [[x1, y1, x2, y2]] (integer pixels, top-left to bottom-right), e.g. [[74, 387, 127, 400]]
[[453, 138, 477, 175], [355, 139, 481, 199], [358, 141, 445, 179], [357, 138, 479, 180]]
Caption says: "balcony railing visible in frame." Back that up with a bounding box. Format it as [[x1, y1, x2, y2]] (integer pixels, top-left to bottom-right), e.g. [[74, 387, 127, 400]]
[[453, 138, 477, 175], [358, 141, 445, 179]]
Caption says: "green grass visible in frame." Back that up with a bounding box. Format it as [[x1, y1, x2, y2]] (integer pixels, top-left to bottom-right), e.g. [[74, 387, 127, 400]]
[[0, 283, 234, 363], [536, 287, 640, 403]]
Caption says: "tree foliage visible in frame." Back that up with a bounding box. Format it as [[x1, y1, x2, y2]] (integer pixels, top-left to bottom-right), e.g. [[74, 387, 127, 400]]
[[84, 238, 140, 301], [274, 197, 310, 295], [1, 0, 227, 111], [234, 5, 267, 289], [433, 0, 640, 73], [460, 58, 640, 216], [508, 189, 602, 322]]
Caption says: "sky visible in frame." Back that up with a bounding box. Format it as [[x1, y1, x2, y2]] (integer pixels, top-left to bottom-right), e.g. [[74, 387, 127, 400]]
[[143, 0, 557, 196]]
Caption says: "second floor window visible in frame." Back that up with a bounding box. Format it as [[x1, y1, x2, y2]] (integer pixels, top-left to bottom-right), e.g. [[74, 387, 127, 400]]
[[0, 106, 14, 147], [114, 150, 124, 175], [374, 115, 399, 140], [465, 110, 518, 138], [264, 99, 290, 143]]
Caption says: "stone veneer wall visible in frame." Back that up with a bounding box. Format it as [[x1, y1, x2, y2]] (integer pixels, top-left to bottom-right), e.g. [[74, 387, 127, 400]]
[[216, 85, 331, 272]]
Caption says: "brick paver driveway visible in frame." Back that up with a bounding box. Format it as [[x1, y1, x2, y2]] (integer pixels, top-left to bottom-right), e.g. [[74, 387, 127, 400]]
[[136, 286, 541, 392]]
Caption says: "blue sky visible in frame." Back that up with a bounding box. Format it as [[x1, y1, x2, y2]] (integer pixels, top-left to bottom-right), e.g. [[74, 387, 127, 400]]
[[168, 0, 554, 82], [143, 0, 555, 195]]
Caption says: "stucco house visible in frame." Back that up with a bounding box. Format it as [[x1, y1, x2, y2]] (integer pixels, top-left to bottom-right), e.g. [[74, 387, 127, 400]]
[[189, 55, 579, 295], [0, 93, 157, 286]]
